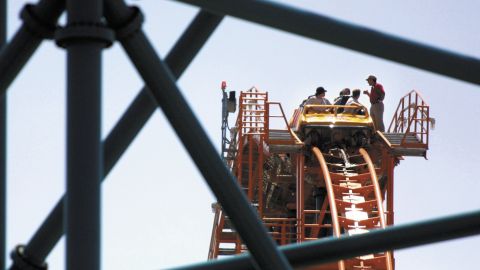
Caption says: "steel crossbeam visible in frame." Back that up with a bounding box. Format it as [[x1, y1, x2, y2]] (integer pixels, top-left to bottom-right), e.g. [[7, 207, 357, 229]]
[[175, 0, 480, 85], [9, 7, 224, 270], [1, 0, 479, 269], [103, 0, 292, 269], [175, 209, 480, 270]]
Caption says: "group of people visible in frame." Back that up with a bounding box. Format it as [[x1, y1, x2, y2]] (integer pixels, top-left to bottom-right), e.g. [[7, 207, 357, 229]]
[[304, 75, 385, 132]]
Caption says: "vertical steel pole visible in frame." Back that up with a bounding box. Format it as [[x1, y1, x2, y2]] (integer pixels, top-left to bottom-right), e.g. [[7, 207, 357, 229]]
[[61, 0, 110, 269], [9, 12, 221, 269], [0, 1, 6, 268]]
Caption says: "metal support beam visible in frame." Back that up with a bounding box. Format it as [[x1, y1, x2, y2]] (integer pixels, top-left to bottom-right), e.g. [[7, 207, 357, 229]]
[[58, 0, 111, 269], [1, 4, 65, 263], [0, 1, 6, 268], [175, 0, 480, 85], [0, 0, 63, 96], [103, 1, 292, 269], [175, 209, 480, 270], [10, 9, 223, 269]]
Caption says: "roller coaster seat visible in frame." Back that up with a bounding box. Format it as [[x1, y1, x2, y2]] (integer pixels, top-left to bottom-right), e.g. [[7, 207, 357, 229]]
[[290, 104, 375, 150]]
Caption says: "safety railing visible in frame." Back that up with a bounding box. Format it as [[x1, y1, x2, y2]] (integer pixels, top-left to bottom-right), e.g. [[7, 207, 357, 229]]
[[263, 217, 297, 245], [387, 90, 430, 147], [208, 203, 222, 259], [266, 101, 302, 144], [303, 104, 370, 118]]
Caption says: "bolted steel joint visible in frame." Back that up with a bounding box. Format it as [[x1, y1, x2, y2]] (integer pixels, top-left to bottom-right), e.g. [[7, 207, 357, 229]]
[[109, 6, 144, 41], [55, 22, 115, 48], [10, 245, 47, 270], [20, 4, 57, 39]]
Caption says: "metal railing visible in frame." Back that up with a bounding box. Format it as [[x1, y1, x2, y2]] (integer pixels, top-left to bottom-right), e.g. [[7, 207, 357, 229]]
[[303, 104, 370, 118], [266, 101, 302, 144], [263, 218, 297, 245], [388, 90, 430, 147]]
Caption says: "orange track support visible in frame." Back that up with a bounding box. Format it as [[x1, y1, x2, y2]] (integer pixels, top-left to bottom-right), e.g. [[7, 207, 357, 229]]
[[207, 89, 431, 270]]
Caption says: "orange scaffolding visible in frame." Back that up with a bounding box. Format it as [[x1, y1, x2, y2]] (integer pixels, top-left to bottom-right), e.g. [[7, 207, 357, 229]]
[[209, 88, 431, 270]]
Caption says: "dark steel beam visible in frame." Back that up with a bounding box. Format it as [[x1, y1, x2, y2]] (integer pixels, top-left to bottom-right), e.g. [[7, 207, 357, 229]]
[[175, 209, 480, 270], [0, 0, 64, 95], [60, 0, 109, 269], [103, 10, 224, 175], [0, 0, 6, 268], [104, 1, 292, 269], [10, 9, 223, 269], [175, 0, 480, 85]]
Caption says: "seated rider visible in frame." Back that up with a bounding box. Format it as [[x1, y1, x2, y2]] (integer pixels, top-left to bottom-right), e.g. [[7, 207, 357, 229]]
[[334, 88, 351, 105], [344, 89, 364, 114], [304, 87, 331, 113]]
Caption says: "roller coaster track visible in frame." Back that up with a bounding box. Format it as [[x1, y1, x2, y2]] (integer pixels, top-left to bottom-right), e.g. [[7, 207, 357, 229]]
[[210, 143, 395, 269], [209, 89, 404, 269], [312, 146, 393, 270]]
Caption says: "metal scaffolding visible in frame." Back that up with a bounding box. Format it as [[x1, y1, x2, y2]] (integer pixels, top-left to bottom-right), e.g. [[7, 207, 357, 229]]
[[2, 0, 480, 269]]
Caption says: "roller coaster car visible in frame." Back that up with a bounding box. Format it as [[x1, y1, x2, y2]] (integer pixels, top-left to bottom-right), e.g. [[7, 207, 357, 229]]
[[290, 103, 375, 150]]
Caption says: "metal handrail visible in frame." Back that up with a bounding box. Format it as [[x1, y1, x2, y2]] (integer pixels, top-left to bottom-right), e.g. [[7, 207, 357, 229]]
[[387, 90, 430, 148], [208, 205, 222, 259], [267, 101, 303, 144], [303, 104, 370, 118]]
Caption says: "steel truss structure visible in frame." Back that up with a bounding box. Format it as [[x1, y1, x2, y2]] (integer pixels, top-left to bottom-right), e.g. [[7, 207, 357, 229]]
[[0, 0, 479, 269]]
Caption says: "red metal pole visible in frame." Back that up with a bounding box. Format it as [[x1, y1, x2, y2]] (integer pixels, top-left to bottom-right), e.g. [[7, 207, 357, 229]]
[[258, 136, 264, 217], [296, 154, 305, 243], [248, 135, 254, 199]]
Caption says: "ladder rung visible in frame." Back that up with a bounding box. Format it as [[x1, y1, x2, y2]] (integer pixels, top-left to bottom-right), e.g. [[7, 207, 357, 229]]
[[242, 97, 266, 100], [242, 93, 267, 96], [240, 103, 265, 105]]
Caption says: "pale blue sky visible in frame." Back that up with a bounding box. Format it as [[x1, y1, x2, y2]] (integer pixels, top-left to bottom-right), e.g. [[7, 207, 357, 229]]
[[6, 0, 480, 269]]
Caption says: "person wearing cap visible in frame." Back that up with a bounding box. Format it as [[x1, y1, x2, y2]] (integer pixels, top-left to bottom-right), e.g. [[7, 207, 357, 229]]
[[363, 75, 385, 131], [305, 87, 331, 112]]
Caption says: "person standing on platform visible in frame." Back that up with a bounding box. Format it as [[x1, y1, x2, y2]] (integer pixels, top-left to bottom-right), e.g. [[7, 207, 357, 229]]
[[363, 75, 385, 132]]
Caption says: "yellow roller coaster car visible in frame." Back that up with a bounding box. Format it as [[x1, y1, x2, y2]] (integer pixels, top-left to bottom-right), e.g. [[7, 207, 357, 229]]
[[290, 103, 375, 150]]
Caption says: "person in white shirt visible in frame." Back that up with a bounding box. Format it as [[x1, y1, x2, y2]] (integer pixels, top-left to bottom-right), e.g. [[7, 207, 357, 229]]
[[345, 89, 363, 114], [305, 87, 331, 113]]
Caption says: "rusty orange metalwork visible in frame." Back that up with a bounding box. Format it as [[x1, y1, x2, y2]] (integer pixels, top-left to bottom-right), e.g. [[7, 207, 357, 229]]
[[209, 88, 432, 269]]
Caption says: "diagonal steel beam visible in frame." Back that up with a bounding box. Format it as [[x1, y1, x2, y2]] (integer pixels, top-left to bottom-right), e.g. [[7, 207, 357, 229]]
[[0, 0, 64, 95], [175, 0, 480, 85], [9, 9, 223, 269], [104, 0, 292, 269], [174, 209, 480, 270]]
